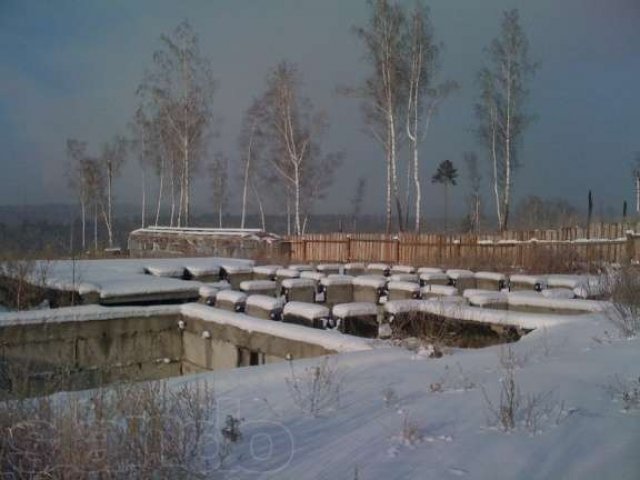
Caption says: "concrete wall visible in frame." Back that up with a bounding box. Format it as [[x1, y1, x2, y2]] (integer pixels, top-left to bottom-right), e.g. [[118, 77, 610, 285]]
[[0, 310, 336, 398]]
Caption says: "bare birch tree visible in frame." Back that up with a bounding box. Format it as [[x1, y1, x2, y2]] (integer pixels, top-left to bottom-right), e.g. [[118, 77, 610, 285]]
[[349, 0, 406, 233], [66, 139, 91, 251], [210, 152, 229, 228], [254, 61, 342, 235], [137, 20, 216, 227], [238, 101, 265, 229], [475, 9, 537, 231], [463, 151, 482, 233], [97, 136, 127, 248], [404, 2, 457, 232]]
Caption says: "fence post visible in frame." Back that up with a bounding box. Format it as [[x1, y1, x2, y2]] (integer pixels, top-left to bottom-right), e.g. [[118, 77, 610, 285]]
[[346, 236, 351, 263], [302, 240, 307, 262], [625, 232, 635, 264], [395, 237, 401, 264]]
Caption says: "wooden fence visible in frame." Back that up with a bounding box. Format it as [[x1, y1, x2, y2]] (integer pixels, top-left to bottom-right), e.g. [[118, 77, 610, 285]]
[[284, 222, 640, 271]]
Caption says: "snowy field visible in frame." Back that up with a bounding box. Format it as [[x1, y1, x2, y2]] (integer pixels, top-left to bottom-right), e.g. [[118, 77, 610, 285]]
[[5, 302, 635, 479]]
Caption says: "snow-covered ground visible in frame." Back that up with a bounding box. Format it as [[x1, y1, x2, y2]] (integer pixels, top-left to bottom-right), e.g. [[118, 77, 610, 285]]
[[10, 302, 631, 479], [160, 308, 638, 479]]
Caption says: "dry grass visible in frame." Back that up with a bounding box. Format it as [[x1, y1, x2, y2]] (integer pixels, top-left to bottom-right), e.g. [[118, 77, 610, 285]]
[[0, 380, 242, 477]]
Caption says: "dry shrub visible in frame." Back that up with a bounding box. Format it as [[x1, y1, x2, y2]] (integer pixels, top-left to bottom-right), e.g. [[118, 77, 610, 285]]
[[391, 309, 521, 349], [0, 380, 233, 477], [285, 356, 343, 417], [605, 265, 640, 337]]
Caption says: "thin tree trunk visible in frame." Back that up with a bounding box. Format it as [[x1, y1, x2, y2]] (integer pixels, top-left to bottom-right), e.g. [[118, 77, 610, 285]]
[[241, 124, 255, 229], [287, 193, 291, 236], [155, 160, 164, 226], [80, 198, 86, 251], [636, 176, 639, 214], [502, 58, 513, 232], [250, 179, 266, 231], [184, 137, 190, 227], [93, 203, 98, 251], [490, 105, 502, 230], [107, 165, 113, 247], [170, 165, 176, 227], [141, 168, 146, 228], [294, 165, 302, 235]]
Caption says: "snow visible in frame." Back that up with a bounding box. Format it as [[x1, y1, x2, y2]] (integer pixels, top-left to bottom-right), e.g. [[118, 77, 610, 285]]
[[144, 265, 186, 278], [300, 271, 325, 281], [184, 264, 221, 278], [389, 273, 419, 283], [2, 291, 639, 478], [367, 263, 390, 272], [198, 285, 219, 299], [288, 264, 316, 272], [238, 280, 277, 292], [283, 301, 330, 320], [317, 263, 342, 272], [474, 271, 507, 281], [446, 269, 475, 279], [344, 262, 366, 270], [14, 257, 254, 302], [541, 288, 576, 299], [276, 268, 301, 278], [421, 285, 459, 296], [353, 275, 388, 289], [387, 281, 421, 293], [220, 264, 252, 274], [215, 290, 247, 304], [465, 292, 509, 307], [507, 292, 606, 313], [332, 302, 378, 318], [320, 276, 354, 286], [281, 278, 317, 289], [510, 274, 548, 288], [420, 272, 450, 282], [245, 294, 285, 311], [384, 299, 424, 315], [417, 267, 444, 274], [391, 265, 416, 274], [252, 265, 282, 276]]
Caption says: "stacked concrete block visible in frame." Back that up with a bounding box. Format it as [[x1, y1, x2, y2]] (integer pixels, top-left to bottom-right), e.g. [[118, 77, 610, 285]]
[[391, 265, 416, 274], [215, 290, 247, 313], [281, 278, 317, 303], [220, 264, 253, 290], [317, 263, 342, 275], [275, 268, 300, 291], [239, 280, 278, 298], [245, 295, 285, 320], [464, 290, 508, 309], [320, 275, 354, 307], [474, 272, 507, 291], [252, 265, 281, 281], [352, 275, 387, 304], [288, 264, 316, 273], [387, 281, 421, 301], [344, 262, 366, 276], [509, 274, 548, 292], [417, 267, 444, 275], [332, 302, 379, 338], [389, 273, 419, 283], [419, 272, 451, 288], [283, 302, 330, 329], [366, 263, 391, 276], [446, 269, 476, 293], [420, 284, 459, 299]]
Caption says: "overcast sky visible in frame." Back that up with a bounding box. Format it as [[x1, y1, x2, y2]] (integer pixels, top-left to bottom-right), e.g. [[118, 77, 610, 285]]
[[1, 0, 638, 219]]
